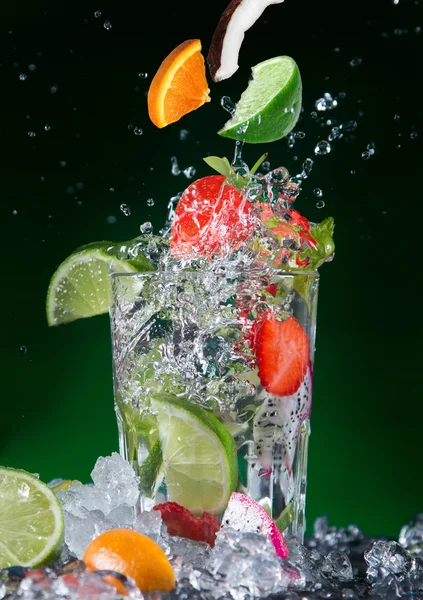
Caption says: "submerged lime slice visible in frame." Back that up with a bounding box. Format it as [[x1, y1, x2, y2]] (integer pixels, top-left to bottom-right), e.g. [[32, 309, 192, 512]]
[[151, 393, 238, 515], [0, 467, 64, 568], [218, 56, 302, 144], [46, 242, 153, 326]]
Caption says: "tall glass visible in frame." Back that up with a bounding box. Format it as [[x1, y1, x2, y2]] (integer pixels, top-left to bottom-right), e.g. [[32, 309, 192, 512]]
[[110, 268, 319, 542]]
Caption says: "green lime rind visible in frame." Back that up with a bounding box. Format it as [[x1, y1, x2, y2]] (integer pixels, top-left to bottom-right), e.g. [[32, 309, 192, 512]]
[[151, 392, 238, 515], [138, 440, 164, 498], [218, 56, 302, 144], [0, 467, 64, 568], [46, 240, 155, 327]]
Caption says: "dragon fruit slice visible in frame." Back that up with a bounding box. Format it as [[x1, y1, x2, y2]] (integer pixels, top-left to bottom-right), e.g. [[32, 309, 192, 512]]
[[221, 492, 288, 558], [253, 364, 312, 480]]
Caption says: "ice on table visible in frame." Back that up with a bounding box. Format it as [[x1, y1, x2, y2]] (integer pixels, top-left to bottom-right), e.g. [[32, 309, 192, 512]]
[[4, 453, 422, 600]]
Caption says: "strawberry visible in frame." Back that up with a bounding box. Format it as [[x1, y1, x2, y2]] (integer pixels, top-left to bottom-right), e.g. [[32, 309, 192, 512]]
[[256, 311, 310, 396], [170, 175, 254, 258], [153, 502, 220, 547]]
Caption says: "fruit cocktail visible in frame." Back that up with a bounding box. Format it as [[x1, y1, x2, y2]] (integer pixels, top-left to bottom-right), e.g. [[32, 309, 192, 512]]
[[109, 156, 334, 543]]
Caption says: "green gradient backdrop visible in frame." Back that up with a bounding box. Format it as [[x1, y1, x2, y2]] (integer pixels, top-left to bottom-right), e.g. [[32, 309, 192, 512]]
[[1, 0, 422, 537]]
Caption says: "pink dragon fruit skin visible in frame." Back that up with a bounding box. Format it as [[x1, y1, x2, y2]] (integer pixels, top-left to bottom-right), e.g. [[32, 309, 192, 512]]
[[221, 492, 289, 558]]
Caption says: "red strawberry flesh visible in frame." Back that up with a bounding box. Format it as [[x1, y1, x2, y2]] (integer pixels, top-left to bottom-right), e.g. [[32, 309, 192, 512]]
[[256, 312, 310, 396], [170, 175, 254, 258], [153, 502, 220, 547]]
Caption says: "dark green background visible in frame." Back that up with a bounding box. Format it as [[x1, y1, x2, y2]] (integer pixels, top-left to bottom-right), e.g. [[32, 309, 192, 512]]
[[1, 0, 422, 537]]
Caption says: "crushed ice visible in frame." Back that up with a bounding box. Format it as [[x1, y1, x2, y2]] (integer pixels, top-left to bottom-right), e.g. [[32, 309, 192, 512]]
[[1, 454, 423, 599]]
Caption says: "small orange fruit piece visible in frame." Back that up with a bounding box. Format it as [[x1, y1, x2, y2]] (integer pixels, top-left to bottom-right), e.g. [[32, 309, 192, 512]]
[[83, 529, 175, 595], [148, 39, 211, 128]]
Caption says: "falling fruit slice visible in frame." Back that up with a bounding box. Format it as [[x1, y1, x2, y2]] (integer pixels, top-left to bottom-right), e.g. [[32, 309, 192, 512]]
[[207, 0, 284, 82], [148, 39, 211, 128]]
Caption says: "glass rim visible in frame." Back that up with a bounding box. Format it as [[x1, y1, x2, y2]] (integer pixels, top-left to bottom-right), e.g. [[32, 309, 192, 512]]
[[111, 268, 320, 280]]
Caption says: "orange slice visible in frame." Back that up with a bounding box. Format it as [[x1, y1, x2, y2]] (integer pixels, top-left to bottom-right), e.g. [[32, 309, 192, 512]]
[[148, 39, 211, 128], [83, 528, 175, 595]]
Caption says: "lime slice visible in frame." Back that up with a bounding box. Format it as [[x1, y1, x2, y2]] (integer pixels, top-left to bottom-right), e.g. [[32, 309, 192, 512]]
[[0, 467, 64, 568], [151, 393, 238, 515], [218, 56, 302, 144], [46, 242, 153, 326]]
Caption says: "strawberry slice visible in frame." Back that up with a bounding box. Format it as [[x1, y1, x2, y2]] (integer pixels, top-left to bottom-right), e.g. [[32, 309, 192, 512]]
[[170, 175, 254, 258], [256, 311, 310, 396], [153, 502, 220, 547]]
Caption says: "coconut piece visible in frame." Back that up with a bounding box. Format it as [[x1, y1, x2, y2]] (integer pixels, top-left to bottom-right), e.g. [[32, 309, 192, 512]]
[[207, 0, 284, 82]]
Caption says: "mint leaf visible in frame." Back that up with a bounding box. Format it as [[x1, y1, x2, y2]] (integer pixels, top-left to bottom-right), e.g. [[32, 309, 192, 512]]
[[203, 156, 235, 178], [264, 216, 282, 229], [300, 217, 335, 269], [250, 153, 269, 175]]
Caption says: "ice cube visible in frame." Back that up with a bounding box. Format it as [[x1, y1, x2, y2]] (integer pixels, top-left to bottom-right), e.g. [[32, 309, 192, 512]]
[[62, 507, 116, 559], [399, 514, 423, 553], [91, 453, 140, 510], [321, 550, 354, 582], [365, 540, 413, 582], [133, 509, 163, 543]]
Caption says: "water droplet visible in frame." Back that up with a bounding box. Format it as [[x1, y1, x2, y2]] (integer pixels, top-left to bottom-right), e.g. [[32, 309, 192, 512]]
[[341, 120, 358, 131], [328, 126, 341, 141], [19, 73, 27, 81], [287, 132, 296, 148], [183, 166, 196, 179], [60, 160, 67, 167], [338, 91, 347, 99], [311, 111, 318, 119], [393, 0, 399, 4], [66, 186, 75, 194], [295, 131, 306, 139], [349, 57, 362, 67], [179, 129, 190, 141], [104, 20, 112, 30], [106, 215, 117, 224], [316, 200, 325, 209], [12, 209, 18, 215], [19, 345, 27, 354], [120, 203, 131, 216], [221, 96, 236, 115], [27, 131, 36, 137], [301, 158, 314, 178], [394, 114, 401, 120], [28, 64, 37, 72], [171, 156, 181, 176], [77, 200, 83, 206], [140, 221, 153, 234], [146, 198, 154, 206], [138, 72, 148, 79], [50, 85, 58, 93], [43, 124, 51, 132], [94, 10, 102, 17], [261, 160, 271, 173], [76, 182, 84, 190], [127, 124, 133, 130], [313, 188, 323, 197], [361, 150, 372, 160], [40, 176, 46, 181], [396, 144, 402, 149], [314, 140, 331, 155], [334, 47, 341, 52], [416, 26, 422, 34], [315, 93, 338, 111], [134, 127, 143, 136], [351, 169, 356, 175], [109, 187, 115, 192], [366, 141, 376, 155], [410, 132, 418, 139]]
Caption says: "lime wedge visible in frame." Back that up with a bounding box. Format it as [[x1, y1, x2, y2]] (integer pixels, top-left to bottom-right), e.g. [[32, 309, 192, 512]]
[[218, 56, 302, 144], [0, 467, 64, 568], [151, 393, 238, 515], [46, 242, 153, 326]]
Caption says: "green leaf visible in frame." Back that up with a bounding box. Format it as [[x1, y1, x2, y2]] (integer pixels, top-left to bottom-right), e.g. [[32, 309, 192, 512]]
[[203, 156, 235, 178], [264, 216, 282, 229], [250, 153, 268, 175], [299, 217, 335, 270], [275, 502, 295, 533]]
